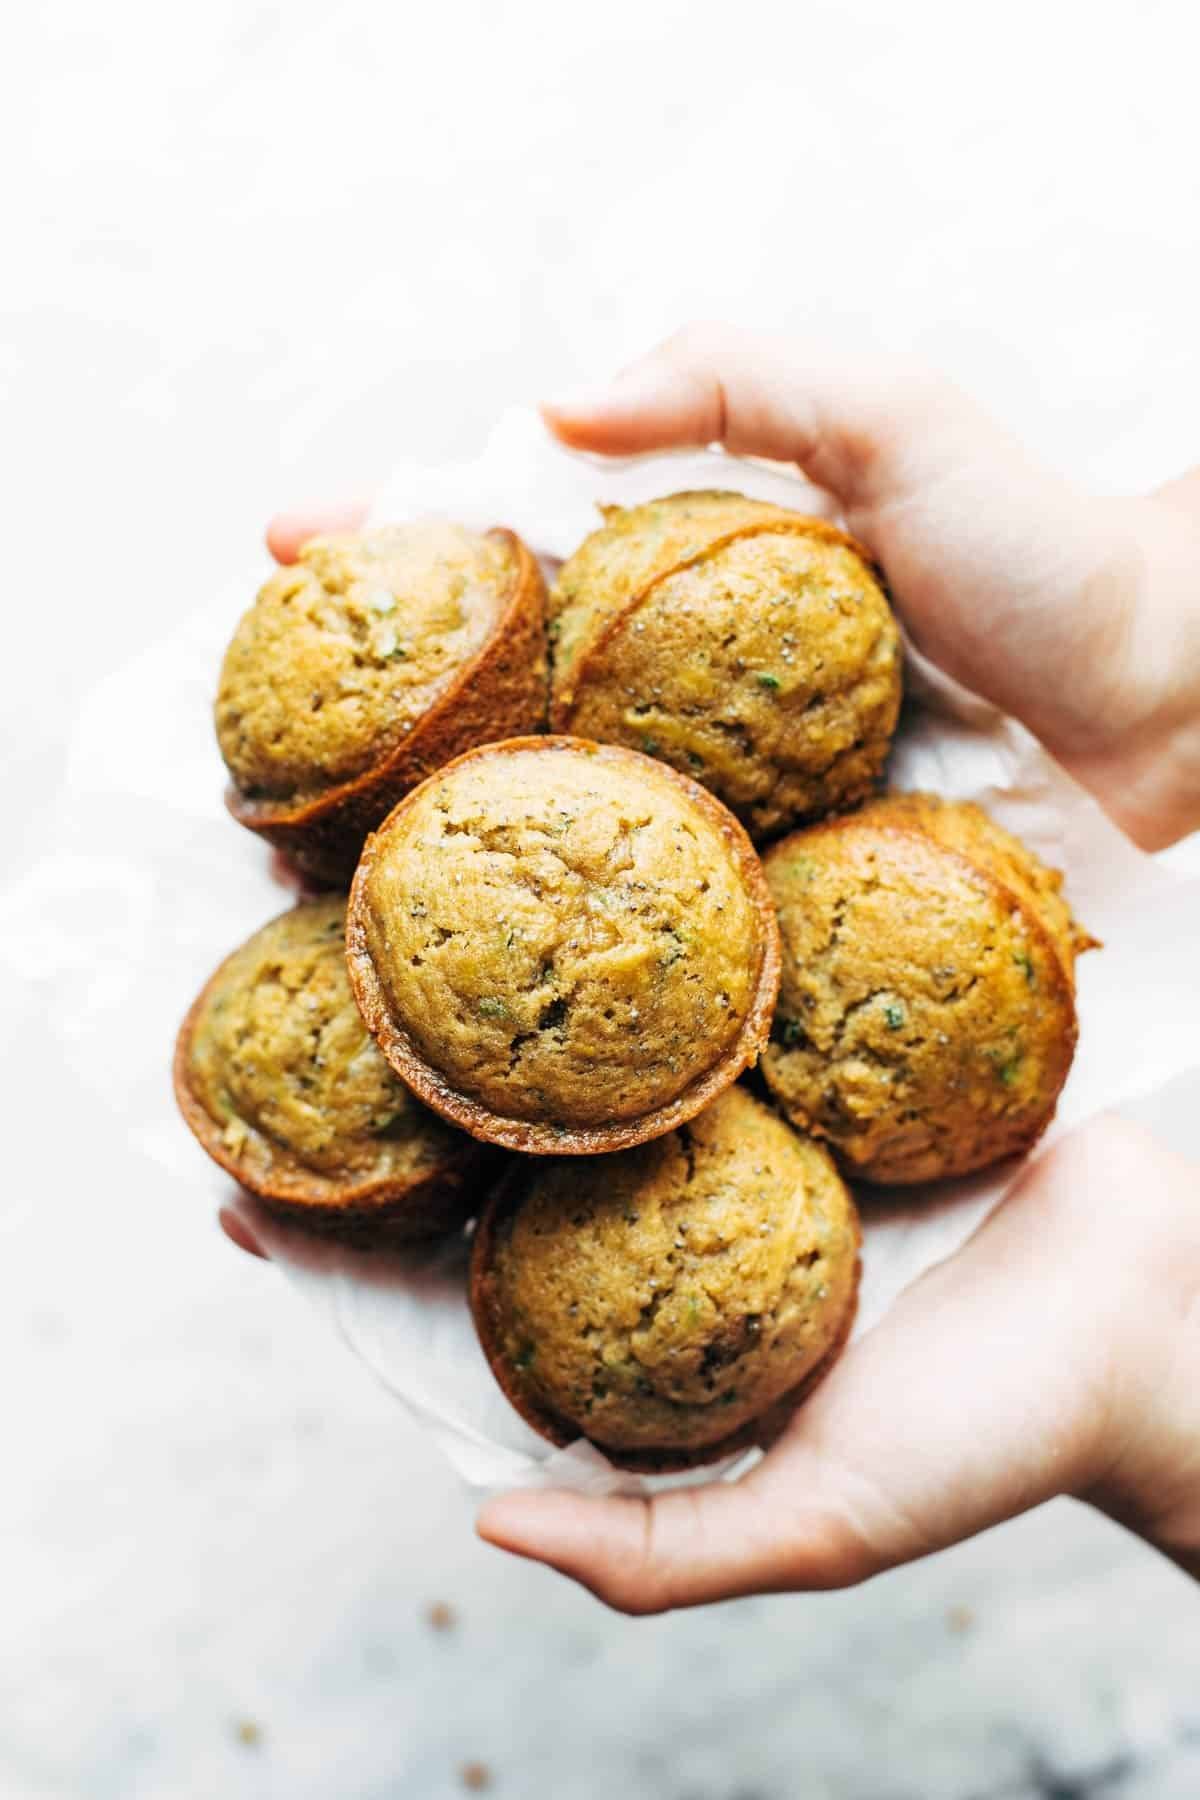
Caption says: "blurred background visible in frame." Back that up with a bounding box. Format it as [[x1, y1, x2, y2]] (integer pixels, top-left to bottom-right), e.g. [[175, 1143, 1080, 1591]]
[[5, 2, 1200, 1795]]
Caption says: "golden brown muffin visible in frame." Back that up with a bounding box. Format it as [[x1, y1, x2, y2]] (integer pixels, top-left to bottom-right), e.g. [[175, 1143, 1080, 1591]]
[[470, 1087, 861, 1471], [761, 793, 1098, 1185], [549, 490, 902, 839], [346, 737, 781, 1154], [173, 897, 494, 1243], [216, 521, 547, 882]]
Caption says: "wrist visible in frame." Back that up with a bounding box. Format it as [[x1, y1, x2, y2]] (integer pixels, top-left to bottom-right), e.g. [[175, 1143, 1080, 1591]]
[[1064, 708, 1200, 851], [1076, 1121, 1200, 1573], [1062, 496, 1200, 849]]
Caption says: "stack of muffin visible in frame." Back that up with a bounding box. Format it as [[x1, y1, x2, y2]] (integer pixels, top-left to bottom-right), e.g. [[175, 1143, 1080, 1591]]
[[175, 492, 1093, 1471]]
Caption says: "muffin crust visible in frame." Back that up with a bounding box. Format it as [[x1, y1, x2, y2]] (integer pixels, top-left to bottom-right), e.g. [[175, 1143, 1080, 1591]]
[[347, 737, 781, 1153], [217, 522, 547, 881], [762, 794, 1096, 1184], [174, 897, 489, 1241], [470, 1087, 860, 1470], [550, 491, 902, 838]]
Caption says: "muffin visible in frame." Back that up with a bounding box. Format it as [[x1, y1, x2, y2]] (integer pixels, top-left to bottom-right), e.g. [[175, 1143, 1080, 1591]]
[[346, 736, 781, 1154], [469, 1086, 861, 1471], [216, 521, 547, 881], [761, 793, 1097, 1185], [173, 897, 493, 1243], [548, 490, 902, 839]]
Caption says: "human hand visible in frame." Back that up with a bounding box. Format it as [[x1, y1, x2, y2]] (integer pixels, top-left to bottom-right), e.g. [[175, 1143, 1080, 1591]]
[[477, 1116, 1200, 1610], [246, 347, 1200, 1613], [541, 323, 1200, 851]]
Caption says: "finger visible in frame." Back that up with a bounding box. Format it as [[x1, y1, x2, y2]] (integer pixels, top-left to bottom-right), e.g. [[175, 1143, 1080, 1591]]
[[219, 1207, 269, 1259], [1151, 463, 1200, 515], [542, 322, 978, 509], [478, 1475, 831, 1615], [478, 1117, 1165, 1612], [266, 498, 370, 564]]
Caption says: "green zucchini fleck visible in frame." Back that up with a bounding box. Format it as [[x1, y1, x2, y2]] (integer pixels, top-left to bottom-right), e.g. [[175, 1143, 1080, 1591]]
[[990, 1044, 1024, 1086]]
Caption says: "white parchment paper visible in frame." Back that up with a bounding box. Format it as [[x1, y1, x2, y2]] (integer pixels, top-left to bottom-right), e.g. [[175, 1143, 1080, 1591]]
[[20, 409, 1200, 1500]]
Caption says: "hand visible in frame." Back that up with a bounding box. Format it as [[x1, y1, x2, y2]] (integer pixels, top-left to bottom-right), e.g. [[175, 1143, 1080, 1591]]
[[477, 1116, 1200, 1611], [260, 330, 1200, 848], [247, 338, 1200, 1612], [541, 323, 1200, 851]]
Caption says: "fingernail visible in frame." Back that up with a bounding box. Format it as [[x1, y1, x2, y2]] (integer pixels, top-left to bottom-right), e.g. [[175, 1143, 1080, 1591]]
[[219, 1207, 268, 1260], [542, 381, 624, 421]]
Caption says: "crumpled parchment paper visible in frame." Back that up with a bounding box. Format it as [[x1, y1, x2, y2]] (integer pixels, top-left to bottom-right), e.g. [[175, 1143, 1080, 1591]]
[[18, 408, 1200, 1499]]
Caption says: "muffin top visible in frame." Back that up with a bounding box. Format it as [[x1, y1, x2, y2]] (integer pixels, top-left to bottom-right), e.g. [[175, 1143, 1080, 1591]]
[[550, 491, 901, 836], [762, 794, 1091, 1184], [473, 1086, 859, 1460], [550, 491, 765, 684], [216, 523, 515, 805], [347, 738, 780, 1147], [182, 897, 466, 1196]]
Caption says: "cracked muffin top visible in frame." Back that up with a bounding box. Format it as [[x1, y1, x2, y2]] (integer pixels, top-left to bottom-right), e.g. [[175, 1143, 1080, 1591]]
[[216, 522, 517, 805], [346, 737, 781, 1153], [549, 490, 902, 839], [761, 793, 1096, 1185], [175, 896, 482, 1237], [470, 1086, 860, 1468]]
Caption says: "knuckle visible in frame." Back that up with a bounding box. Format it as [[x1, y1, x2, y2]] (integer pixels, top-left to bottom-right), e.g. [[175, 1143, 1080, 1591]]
[[849, 355, 960, 453], [1052, 1111, 1147, 1164], [591, 1565, 668, 1617], [784, 1505, 889, 1591], [757, 1454, 921, 1592], [1039, 1114, 1182, 1217], [881, 353, 943, 402], [1029, 1118, 1200, 1320], [586, 1500, 674, 1616], [661, 318, 741, 363]]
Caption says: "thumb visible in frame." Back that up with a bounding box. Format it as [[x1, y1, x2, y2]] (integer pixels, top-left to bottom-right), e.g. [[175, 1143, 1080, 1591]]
[[478, 1117, 1163, 1613], [266, 496, 370, 565], [542, 322, 981, 513]]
